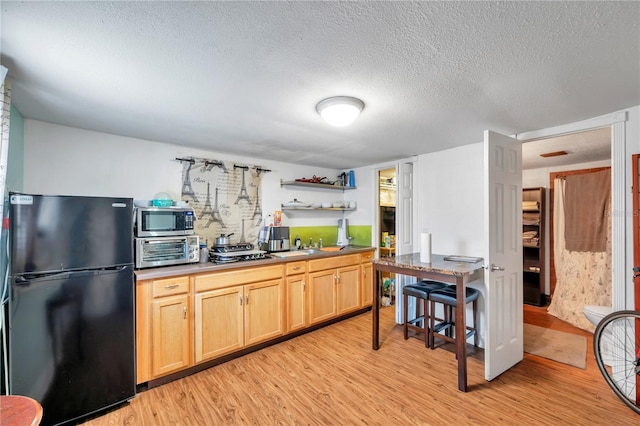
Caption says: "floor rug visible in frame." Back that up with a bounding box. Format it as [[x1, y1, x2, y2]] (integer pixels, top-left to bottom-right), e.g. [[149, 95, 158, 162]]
[[523, 323, 587, 369]]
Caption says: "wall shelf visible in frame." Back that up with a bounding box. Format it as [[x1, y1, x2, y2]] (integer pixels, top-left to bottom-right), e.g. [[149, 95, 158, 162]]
[[280, 180, 356, 190], [282, 207, 355, 213]]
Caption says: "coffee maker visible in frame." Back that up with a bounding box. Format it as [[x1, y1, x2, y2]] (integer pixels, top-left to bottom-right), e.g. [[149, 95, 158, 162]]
[[260, 226, 291, 252], [337, 218, 348, 246]]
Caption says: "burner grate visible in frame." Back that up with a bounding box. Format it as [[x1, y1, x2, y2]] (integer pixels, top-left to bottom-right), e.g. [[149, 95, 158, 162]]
[[211, 243, 255, 253]]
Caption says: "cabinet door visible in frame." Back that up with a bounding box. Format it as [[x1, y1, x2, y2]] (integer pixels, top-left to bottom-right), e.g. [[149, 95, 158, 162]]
[[194, 286, 244, 362], [336, 265, 361, 315], [361, 262, 373, 307], [151, 294, 190, 378], [245, 279, 284, 346], [308, 270, 337, 325], [286, 274, 306, 333]]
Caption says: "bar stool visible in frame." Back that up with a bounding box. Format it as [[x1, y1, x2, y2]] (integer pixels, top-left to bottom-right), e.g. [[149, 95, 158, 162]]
[[428, 285, 479, 352], [402, 280, 448, 347]]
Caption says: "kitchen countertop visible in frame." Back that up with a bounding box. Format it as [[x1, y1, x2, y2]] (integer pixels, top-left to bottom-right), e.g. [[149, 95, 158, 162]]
[[134, 245, 375, 280], [372, 253, 484, 276]]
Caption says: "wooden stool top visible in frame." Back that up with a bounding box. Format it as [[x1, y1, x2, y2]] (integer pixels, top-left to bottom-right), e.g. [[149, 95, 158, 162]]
[[0, 395, 43, 426]]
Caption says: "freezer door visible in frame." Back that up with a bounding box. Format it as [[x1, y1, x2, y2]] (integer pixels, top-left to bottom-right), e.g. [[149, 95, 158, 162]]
[[9, 193, 133, 274], [9, 266, 135, 425]]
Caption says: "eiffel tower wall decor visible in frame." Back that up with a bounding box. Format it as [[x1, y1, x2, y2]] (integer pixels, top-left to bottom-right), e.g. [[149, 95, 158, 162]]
[[180, 159, 265, 247]]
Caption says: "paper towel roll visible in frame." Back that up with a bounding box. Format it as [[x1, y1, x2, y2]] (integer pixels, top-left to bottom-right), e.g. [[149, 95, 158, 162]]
[[420, 233, 432, 263]]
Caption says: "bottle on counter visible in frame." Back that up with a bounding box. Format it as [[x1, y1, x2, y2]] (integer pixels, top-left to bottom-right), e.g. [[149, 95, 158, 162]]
[[199, 242, 208, 263], [295, 235, 301, 249]]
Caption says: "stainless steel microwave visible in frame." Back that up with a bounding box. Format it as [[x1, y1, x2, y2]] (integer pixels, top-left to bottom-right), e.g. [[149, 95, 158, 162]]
[[134, 236, 200, 269], [135, 207, 195, 237]]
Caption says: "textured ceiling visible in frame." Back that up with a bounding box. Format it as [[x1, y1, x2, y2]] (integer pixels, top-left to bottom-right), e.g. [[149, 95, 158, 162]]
[[1, 1, 638, 169]]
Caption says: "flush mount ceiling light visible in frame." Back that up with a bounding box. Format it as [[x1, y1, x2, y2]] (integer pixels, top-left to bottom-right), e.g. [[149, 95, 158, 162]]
[[316, 96, 365, 127]]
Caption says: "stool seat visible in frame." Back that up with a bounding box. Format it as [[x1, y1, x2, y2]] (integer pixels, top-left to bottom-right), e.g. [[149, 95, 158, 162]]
[[402, 280, 448, 347], [429, 286, 479, 304], [0, 395, 43, 426], [403, 280, 448, 299]]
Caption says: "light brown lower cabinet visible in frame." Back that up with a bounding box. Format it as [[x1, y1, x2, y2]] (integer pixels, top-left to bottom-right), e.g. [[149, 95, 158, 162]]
[[286, 261, 307, 333], [136, 275, 192, 384], [194, 266, 284, 363], [308, 254, 362, 325], [136, 250, 375, 384], [152, 295, 190, 377]]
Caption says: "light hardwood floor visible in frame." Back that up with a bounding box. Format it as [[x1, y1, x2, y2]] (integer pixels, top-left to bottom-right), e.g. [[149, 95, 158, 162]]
[[82, 306, 637, 425]]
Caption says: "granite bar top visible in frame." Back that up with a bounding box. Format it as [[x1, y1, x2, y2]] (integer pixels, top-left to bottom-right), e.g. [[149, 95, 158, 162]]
[[373, 253, 484, 277], [135, 245, 375, 281]]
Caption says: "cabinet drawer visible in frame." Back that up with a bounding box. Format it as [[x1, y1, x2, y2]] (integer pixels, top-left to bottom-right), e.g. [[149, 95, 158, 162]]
[[308, 254, 359, 272], [152, 276, 189, 298], [196, 265, 284, 292], [360, 251, 374, 263], [286, 261, 307, 275]]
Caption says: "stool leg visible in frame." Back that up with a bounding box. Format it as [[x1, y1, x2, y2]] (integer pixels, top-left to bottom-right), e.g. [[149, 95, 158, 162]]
[[451, 306, 458, 361], [423, 297, 429, 348], [429, 300, 435, 350], [403, 292, 409, 340], [473, 299, 478, 347]]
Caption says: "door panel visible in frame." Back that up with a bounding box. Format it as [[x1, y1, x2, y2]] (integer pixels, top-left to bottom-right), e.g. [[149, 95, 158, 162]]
[[484, 130, 523, 380], [361, 263, 373, 307], [245, 279, 284, 345], [337, 265, 360, 315], [194, 287, 243, 362], [152, 295, 190, 377], [287, 274, 306, 332], [396, 162, 415, 323], [308, 270, 337, 324]]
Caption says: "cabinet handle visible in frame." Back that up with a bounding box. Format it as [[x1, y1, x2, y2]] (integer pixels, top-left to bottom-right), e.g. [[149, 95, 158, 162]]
[[293, 266, 301, 271], [303, 281, 306, 291], [240, 295, 243, 305], [246, 295, 249, 305], [183, 306, 187, 319], [164, 284, 179, 289], [363, 270, 367, 278], [335, 275, 340, 283]]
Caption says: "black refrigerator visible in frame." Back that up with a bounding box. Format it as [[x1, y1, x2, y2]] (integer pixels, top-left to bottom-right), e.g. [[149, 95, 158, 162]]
[[7, 193, 136, 426]]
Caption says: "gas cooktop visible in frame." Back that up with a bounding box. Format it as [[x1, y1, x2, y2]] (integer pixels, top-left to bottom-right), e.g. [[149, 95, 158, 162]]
[[209, 249, 268, 264], [211, 242, 255, 253]]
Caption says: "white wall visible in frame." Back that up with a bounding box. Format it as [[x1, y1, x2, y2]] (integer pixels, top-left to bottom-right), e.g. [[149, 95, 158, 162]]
[[410, 143, 487, 344], [416, 143, 485, 257], [522, 159, 611, 188], [22, 120, 364, 228]]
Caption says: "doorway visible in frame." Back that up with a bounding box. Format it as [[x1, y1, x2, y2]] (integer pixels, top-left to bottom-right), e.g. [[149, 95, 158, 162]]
[[378, 168, 396, 257], [377, 168, 396, 306], [522, 127, 612, 334]]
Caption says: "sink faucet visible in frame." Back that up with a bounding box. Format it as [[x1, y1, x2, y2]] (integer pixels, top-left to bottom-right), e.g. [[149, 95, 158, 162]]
[[319, 238, 323, 248]]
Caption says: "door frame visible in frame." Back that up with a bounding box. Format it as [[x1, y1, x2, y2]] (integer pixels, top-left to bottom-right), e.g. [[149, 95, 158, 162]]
[[633, 154, 639, 311], [371, 157, 418, 323], [518, 111, 629, 310]]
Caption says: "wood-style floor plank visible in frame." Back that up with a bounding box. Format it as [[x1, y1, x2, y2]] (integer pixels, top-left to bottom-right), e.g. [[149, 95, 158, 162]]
[[81, 305, 638, 425]]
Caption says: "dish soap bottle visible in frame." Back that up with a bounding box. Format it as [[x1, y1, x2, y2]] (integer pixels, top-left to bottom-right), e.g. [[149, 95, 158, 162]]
[[294, 235, 301, 249]]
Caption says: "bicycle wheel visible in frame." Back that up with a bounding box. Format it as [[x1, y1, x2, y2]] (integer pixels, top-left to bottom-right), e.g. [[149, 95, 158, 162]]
[[593, 310, 640, 415]]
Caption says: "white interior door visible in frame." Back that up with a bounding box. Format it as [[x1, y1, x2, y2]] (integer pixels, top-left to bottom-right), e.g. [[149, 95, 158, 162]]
[[395, 161, 415, 323], [484, 130, 523, 380]]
